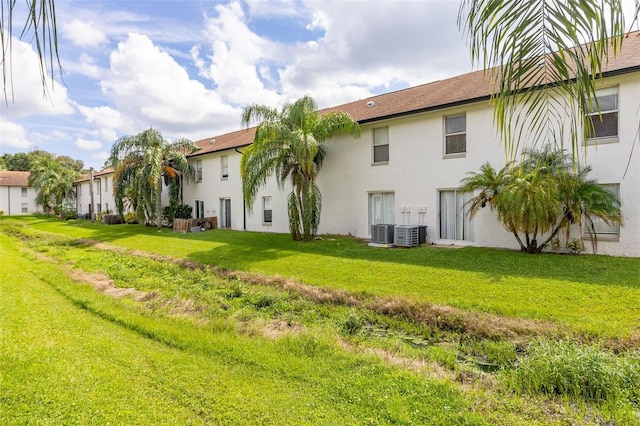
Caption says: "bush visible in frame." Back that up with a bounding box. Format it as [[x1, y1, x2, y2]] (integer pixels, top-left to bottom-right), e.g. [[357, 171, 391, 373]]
[[508, 340, 640, 404], [59, 206, 77, 220], [162, 204, 193, 225], [124, 212, 138, 224], [341, 311, 364, 336]]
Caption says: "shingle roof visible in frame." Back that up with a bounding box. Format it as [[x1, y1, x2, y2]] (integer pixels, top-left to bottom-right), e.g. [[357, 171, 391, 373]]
[[74, 167, 115, 183], [0, 171, 30, 187], [186, 30, 639, 157]]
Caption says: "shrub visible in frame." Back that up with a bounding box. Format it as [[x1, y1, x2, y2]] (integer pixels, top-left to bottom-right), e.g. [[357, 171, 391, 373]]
[[508, 340, 640, 404], [341, 311, 364, 336], [162, 204, 193, 225], [124, 212, 138, 224]]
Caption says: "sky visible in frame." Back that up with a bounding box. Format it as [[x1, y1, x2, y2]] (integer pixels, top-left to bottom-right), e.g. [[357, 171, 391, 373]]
[[1, 0, 638, 170]]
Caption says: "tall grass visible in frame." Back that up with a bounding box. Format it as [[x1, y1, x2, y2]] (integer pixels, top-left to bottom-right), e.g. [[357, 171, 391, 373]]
[[508, 340, 640, 405]]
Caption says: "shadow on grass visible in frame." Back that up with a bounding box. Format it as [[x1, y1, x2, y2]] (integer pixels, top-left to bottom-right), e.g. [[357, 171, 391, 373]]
[[42, 218, 640, 290]]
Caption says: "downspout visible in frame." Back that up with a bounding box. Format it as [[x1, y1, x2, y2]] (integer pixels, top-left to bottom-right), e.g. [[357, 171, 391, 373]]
[[89, 168, 95, 222], [235, 147, 246, 231]]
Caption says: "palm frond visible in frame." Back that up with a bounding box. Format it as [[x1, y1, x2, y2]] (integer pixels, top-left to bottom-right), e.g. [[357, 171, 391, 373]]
[[459, 0, 625, 161]]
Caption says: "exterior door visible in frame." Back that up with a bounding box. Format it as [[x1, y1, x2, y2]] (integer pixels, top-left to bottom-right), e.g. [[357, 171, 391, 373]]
[[439, 190, 473, 241], [220, 198, 231, 228]]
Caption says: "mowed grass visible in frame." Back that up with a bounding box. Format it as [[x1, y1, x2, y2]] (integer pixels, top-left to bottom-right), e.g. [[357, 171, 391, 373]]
[[13, 216, 640, 340], [0, 232, 484, 425]]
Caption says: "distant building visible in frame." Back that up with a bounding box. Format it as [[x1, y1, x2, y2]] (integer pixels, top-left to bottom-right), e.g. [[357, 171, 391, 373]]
[[73, 167, 117, 218], [0, 171, 37, 215]]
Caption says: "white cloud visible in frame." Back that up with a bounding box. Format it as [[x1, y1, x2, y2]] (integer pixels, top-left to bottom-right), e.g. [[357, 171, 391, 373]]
[[75, 138, 103, 151], [62, 20, 108, 47], [100, 33, 240, 139], [77, 105, 136, 141], [0, 118, 32, 149], [0, 37, 75, 119], [202, 2, 283, 107]]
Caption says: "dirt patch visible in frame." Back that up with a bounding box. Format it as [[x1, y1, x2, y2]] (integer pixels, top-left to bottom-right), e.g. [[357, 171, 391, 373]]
[[68, 269, 156, 302], [262, 319, 307, 339]]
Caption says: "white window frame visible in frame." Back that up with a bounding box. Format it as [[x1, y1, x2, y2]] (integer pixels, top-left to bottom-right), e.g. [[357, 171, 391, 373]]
[[221, 155, 229, 180], [439, 189, 474, 242], [368, 192, 395, 230], [586, 86, 618, 145], [21, 203, 28, 213], [444, 114, 466, 157], [585, 183, 620, 240], [21, 187, 28, 197], [372, 127, 389, 164], [262, 196, 272, 225], [196, 160, 203, 183], [104, 177, 108, 192], [195, 200, 205, 219]]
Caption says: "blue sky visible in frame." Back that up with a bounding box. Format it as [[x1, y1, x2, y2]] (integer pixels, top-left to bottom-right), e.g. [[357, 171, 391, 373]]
[[1, 0, 638, 170]]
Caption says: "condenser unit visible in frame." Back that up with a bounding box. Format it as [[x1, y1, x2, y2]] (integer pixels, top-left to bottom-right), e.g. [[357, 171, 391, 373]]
[[371, 224, 395, 244], [394, 225, 420, 248]]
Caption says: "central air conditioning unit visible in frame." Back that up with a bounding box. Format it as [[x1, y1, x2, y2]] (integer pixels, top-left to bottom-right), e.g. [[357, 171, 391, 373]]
[[371, 224, 395, 244], [394, 225, 420, 248]]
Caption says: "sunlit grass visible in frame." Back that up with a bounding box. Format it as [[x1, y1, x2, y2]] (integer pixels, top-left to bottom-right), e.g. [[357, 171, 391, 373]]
[[10, 216, 640, 340], [3, 218, 640, 424], [0, 232, 483, 425]]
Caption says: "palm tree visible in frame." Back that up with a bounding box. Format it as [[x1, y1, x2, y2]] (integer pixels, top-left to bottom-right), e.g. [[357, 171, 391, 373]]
[[108, 128, 200, 228], [241, 95, 361, 241], [457, 0, 628, 161], [1, 0, 60, 101], [461, 146, 622, 253], [29, 155, 78, 215]]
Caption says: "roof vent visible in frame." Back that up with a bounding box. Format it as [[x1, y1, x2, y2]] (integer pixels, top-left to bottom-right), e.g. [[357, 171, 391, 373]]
[[366, 101, 374, 107], [210, 139, 216, 144]]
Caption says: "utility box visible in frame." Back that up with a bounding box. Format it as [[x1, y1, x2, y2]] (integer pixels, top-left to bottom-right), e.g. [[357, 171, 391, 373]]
[[371, 224, 395, 244], [394, 225, 426, 247]]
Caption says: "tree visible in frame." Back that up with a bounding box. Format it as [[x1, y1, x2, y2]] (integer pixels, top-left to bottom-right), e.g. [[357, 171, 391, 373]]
[[460, 146, 622, 253], [29, 154, 78, 215], [458, 0, 629, 161], [108, 128, 199, 229], [241, 95, 361, 241], [1, 0, 60, 101]]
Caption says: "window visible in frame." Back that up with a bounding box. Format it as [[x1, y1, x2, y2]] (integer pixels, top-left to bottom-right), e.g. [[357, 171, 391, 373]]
[[221, 155, 229, 179], [21, 203, 28, 213], [372, 127, 389, 163], [21, 187, 27, 197], [369, 192, 395, 227], [587, 184, 620, 238], [586, 87, 618, 143], [196, 160, 202, 183], [77, 185, 82, 197], [262, 196, 272, 224], [444, 114, 466, 155], [195, 200, 204, 219], [104, 178, 108, 192], [220, 198, 231, 228], [439, 190, 473, 241]]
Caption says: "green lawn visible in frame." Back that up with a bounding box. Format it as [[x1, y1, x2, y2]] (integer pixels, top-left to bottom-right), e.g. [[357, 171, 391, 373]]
[[2, 216, 639, 424], [0, 232, 482, 425], [12, 216, 640, 340]]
